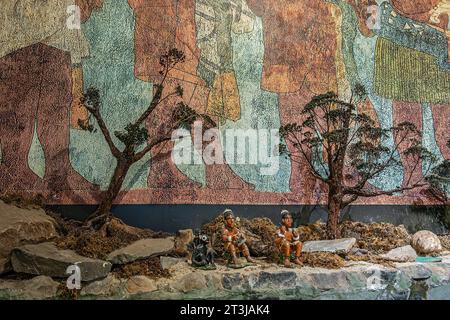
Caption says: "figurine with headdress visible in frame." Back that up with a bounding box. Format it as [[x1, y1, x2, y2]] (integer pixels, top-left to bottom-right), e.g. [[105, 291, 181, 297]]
[[221, 209, 256, 266], [275, 210, 302, 267]]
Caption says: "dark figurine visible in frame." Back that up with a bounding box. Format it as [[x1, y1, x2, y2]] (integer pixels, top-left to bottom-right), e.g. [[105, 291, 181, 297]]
[[188, 229, 216, 270]]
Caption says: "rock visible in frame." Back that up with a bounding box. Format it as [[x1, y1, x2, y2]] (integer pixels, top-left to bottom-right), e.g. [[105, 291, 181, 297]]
[[172, 272, 207, 293], [107, 238, 174, 265], [160, 256, 184, 270], [397, 264, 432, 281], [302, 238, 356, 254], [81, 274, 122, 297], [411, 230, 442, 254], [0, 200, 57, 274], [125, 276, 157, 295], [380, 245, 417, 262], [350, 248, 369, 256], [0, 276, 59, 300], [11, 242, 111, 281], [174, 229, 193, 256]]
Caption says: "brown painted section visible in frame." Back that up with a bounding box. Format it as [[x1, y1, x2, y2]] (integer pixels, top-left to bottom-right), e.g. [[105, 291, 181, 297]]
[[76, 0, 105, 22], [129, 0, 203, 84], [247, 0, 338, 94], [391, 0, 445, 27], [0, 43, 95, 194]]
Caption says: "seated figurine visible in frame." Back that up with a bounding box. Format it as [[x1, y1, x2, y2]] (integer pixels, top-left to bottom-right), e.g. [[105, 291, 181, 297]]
[[275, 210, 302, 267], [221, 209, 256, 265], [188, 230, 216, 270]]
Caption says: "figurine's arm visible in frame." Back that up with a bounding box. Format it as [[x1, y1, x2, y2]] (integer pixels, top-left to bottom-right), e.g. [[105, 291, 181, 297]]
[[222, 229, 233, 243], [276, 226, 287, 238], [292, 229, 300, 242]]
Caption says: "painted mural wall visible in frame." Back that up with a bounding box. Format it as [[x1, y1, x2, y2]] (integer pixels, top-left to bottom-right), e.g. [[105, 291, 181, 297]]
[[0, 0, 448, 205]]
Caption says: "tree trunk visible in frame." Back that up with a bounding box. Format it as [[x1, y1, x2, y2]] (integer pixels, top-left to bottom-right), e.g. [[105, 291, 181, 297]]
[[326, 193, 342, 240], [91, 158, 131, 218]]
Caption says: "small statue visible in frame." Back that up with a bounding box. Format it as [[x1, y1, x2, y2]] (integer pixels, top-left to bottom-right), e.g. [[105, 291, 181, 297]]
[[275, 210, 302, 267], [221, 209, 256, 266], [188, 229, 216, 270]]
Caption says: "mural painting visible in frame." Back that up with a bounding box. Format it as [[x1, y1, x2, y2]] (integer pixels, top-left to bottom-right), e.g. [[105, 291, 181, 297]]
[[0, 0, 448, 205]]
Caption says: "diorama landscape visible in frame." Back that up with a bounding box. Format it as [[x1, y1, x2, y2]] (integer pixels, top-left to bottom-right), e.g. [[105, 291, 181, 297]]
[[0, 0, 449, 301]]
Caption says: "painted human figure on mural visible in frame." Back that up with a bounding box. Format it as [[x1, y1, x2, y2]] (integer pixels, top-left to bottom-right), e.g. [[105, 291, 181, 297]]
[[195, 0, 255, 125], [0, 0, 101, 193], [129, 0, 253, 190], [331, 0, 450, 193], [195, 0, 291, 193], [246, 0, 340, 202]]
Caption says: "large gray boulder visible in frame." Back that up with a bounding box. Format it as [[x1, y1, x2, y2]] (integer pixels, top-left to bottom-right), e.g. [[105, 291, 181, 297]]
[[302, 238, 356, 254], [80, 274, 123, 297], [11, 242, 111, 281], [0, 200, 57, 274], [380, 245, 417, 262], [0, 276, 59, 300], [107, 237, 174, 265], [171, 272, 208, 293], [126, 276, 158, 295], [160, 256, 184, 270], [411, 230, 442, 255]]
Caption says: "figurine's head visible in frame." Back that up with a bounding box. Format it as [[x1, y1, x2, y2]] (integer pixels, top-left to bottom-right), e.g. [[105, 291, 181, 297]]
[[198, 233, 209, 244], [281, 210, 293, 228], [223, 209, 235, 228]]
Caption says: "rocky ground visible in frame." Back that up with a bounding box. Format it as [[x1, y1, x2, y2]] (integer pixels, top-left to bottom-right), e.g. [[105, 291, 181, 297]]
[[0, 198, 449, 300]]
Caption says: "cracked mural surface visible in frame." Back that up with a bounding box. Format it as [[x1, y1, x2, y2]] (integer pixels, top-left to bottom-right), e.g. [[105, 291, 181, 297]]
[[0, 0, 448, 205]]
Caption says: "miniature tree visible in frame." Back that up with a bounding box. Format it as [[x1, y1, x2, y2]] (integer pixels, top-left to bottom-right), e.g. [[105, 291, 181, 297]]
[[81, 49, 214, 228], [280, 85, 438, 239], [422, 139, 450, 225], [424, 139, 450, 201]]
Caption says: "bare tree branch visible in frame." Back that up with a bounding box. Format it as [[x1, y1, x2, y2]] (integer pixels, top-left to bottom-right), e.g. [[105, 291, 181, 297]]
[[85, 106, 121, 159]]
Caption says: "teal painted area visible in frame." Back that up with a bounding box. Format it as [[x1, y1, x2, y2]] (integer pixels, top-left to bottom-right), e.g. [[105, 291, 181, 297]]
[[28, 120, 45, 179], [416, 256, 443, 263], [70, 0, 152, 190], [174, 135, 206, 187], [222, 18, 291, 192]]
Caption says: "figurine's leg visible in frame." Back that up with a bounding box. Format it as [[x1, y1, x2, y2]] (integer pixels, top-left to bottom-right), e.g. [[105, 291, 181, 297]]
[[207, 250, 215, 265], [192, 254, 207, 267], [292, 242, 303, 265], [226, 243, 240, 265], [240, 244, 256, 264], [281, 242, 292, 267]]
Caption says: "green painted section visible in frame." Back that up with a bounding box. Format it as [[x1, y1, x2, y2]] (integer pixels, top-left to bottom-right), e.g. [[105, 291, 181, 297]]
[[28, 120, 45, 179], [375, 37, 450, 104], [70, 0, 152, 190]]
